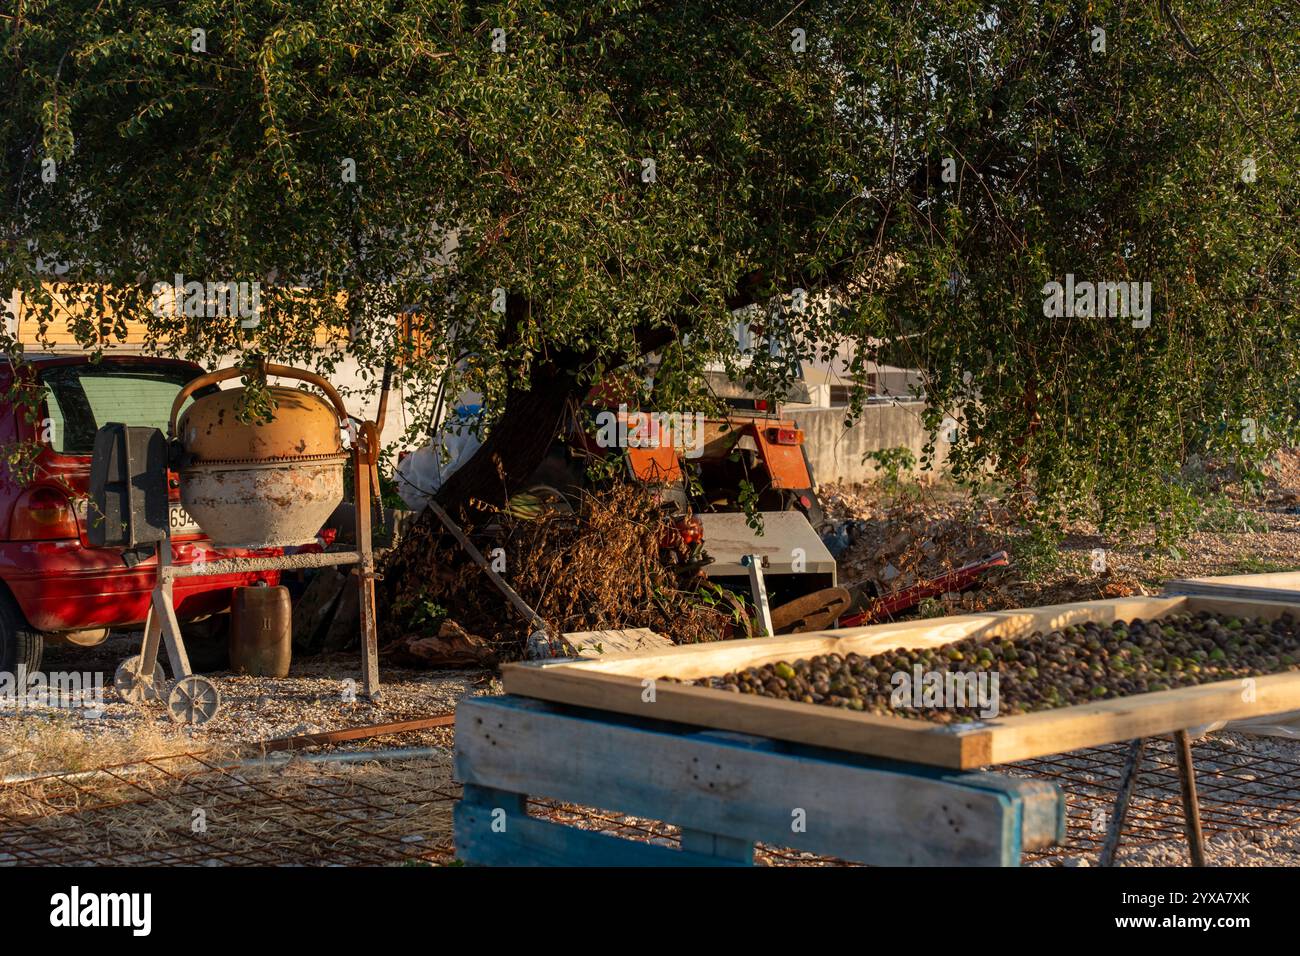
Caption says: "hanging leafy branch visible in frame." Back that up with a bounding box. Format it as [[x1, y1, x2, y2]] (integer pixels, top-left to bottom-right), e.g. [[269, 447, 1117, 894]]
[[0, 0, 1295, 531]]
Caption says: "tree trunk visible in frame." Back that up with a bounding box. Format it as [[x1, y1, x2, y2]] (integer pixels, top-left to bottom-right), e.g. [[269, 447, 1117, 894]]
[[432, 356, 577, 520]]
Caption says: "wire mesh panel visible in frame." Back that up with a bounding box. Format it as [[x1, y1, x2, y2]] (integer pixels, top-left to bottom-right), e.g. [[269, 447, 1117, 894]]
[[1, 735, 1296, 866], [0, 752, 459, 866], [1010, 735, 1300, 865]]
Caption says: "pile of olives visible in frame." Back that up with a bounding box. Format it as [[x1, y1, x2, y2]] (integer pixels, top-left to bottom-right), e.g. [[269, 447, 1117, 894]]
[[674, 611, 1300, 723]]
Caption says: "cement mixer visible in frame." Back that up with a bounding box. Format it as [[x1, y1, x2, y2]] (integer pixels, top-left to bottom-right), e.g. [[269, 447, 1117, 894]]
[[172, 367, 354, 548], [112, 359, 384, 724]]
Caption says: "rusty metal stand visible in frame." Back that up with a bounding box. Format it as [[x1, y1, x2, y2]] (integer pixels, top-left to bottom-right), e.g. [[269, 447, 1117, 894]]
[[118, 549, 381, 724], [116, 539, 222, 724], [122, 547, 383, 724], [1173, 729, 1207, 866], [352, 420, 382, 700], [1100, 731, 1206, 866], [1099, 738, 1145, 866]]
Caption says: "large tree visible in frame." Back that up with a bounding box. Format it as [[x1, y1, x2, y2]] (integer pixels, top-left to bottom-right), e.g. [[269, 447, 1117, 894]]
[[3, 1, 1298, 532]]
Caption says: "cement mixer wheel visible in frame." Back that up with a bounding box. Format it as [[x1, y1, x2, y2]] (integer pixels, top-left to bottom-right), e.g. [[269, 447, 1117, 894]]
[[167, 675, 221, 725], [114, 656, 167, 705]]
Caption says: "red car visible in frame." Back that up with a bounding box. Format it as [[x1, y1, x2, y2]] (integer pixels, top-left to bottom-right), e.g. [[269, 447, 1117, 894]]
[[0, 354, 279, 675]]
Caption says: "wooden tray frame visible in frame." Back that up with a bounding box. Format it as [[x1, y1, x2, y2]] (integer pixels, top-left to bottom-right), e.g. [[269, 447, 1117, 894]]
[[502, 595, 1300, 769]]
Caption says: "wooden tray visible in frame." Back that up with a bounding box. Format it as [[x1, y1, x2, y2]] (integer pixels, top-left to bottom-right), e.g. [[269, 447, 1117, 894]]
[[1165, 570, 1300, 602], [502, 595, 1300, 769]]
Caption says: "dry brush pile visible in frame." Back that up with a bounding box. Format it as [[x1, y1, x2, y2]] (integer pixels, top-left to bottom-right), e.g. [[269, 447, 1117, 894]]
[[380, 483, 730, 665]]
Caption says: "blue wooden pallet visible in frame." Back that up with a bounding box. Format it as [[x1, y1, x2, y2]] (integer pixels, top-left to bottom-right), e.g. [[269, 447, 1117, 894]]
[[454, 695, 1064, 866]]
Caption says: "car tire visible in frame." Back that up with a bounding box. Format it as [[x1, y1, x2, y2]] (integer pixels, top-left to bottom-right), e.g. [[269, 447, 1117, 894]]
[[0, 591, 44, 676]]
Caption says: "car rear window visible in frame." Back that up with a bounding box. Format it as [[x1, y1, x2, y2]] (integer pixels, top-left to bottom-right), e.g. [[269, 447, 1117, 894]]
[[40, 364, 198, 455]]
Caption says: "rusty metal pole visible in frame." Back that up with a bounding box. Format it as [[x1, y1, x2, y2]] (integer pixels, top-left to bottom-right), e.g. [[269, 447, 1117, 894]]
[[1100, 737, 1145, 866], [375, 359, 394, 435], [370, 361, 395, 508], [1174, 729, 1207, 866], [138, 546, 165, 676], [425, 499, 549, 636], [355, 427, 381, 700]]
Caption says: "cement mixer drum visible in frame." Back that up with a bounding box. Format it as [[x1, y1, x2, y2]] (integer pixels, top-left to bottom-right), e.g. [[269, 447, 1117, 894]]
[[177, 386, 347, 548]]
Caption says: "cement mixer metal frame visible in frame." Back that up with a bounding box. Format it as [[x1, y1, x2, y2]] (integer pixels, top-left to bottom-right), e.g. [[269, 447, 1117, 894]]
[[115, 360, 383, 725]]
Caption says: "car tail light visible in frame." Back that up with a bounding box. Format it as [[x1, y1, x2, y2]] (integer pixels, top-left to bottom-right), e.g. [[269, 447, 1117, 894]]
[[12, 486, 80, 540], [768, 427, 802, 445]]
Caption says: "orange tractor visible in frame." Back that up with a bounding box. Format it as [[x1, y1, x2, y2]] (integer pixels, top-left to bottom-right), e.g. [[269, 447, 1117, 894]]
[[527, 396, 824, 529], [522, 392, 1006, 636], [521, 395, 846, 631]]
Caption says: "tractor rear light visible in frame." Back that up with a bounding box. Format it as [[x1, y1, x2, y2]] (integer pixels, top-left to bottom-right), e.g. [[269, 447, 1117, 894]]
[[769, 427, 802, 445], [12, 486, 80, 540]]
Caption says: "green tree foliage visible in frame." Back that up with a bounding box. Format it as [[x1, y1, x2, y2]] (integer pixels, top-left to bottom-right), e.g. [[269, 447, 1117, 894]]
[[2, 1, 1297, 528]]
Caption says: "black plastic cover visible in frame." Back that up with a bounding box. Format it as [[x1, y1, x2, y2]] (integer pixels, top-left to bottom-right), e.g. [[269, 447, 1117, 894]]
[[87, 424, 169, 548]]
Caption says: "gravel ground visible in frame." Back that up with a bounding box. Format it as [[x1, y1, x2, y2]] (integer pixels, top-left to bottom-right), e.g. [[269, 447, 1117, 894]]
[[1, 631, 497, 776]]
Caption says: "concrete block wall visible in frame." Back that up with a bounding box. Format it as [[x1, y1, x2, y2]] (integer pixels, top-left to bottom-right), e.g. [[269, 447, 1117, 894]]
[[787, 401, 951, 486]]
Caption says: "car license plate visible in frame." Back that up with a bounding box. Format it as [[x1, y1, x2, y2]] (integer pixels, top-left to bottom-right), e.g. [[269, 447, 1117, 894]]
[[168, 504, 203, 536]]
